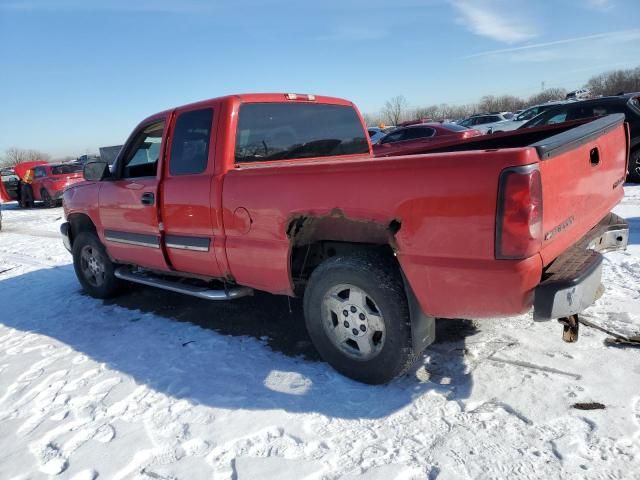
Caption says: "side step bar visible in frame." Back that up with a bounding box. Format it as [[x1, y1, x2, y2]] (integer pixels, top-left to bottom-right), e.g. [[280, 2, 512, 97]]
[[114, 267, 253, 301]]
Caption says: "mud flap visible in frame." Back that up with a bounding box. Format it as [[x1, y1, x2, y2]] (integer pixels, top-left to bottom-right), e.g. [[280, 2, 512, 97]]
[[401, 272, 436, 353]]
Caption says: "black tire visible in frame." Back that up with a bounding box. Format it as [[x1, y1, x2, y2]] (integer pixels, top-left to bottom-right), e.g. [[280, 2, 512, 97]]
[[72, 231, 121, 299], [628, 148, 640, 183], [303, 252, 416, 384], [19, 183, 34, 208], [41, 189, 54, 208]]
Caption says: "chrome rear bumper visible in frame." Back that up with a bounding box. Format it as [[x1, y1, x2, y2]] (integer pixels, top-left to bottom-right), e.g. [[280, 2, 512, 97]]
[[533, 213, 628, 321]]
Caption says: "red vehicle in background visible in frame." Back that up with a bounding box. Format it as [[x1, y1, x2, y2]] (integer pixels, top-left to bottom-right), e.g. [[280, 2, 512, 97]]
[[0, 162, 84, 208], [373, 122, 482, 157]]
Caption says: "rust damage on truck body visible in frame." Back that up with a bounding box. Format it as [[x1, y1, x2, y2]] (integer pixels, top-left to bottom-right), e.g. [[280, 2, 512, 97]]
[[286, 208, 401, 250], [286, 208, 403, 295]]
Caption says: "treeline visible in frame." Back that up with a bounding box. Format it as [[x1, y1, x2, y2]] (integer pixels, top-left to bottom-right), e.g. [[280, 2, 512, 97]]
[[366, 65, 640, 126], [0, 148, 79, 169], [586, 66, 640, 97], [0, 148, 51, 168]]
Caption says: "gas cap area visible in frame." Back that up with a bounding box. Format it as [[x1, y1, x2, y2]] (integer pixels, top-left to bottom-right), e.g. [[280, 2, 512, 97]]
[[233, 207, 252, 234]]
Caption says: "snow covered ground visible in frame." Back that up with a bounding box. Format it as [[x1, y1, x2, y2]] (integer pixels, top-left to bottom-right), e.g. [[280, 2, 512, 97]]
[[0, 187, 639, 480]]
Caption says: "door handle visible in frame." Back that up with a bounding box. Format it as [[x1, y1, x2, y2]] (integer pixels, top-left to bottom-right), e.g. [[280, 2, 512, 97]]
[[141, 192, 155, 205]]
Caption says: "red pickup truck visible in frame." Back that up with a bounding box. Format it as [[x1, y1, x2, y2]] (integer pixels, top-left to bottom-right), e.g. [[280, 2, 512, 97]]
[[61, 93, 630, 384]]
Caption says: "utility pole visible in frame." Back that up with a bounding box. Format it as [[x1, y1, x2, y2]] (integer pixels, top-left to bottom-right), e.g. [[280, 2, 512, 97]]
[[541, 81, 545, 91]]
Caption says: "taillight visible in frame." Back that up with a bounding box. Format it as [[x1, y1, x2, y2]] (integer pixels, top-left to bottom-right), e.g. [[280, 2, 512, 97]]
[[495, 164, 543, 259]]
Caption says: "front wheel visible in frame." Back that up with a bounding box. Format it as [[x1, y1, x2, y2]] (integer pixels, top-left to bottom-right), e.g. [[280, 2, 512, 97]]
[[72, 232, 121, 298], [303, 252, 416, 384]]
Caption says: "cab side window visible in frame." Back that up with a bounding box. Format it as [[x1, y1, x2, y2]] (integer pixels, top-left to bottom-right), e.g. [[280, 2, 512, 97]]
[[34, 167, 47, 178], [170, 108, 213, 176], [121, 121, 165, 178]]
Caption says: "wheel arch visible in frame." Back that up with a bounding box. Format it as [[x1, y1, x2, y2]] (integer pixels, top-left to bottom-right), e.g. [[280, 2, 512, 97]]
[[287, 212, 402, 293], [287, 212, 436, 354], [67, 213, 97, 248]]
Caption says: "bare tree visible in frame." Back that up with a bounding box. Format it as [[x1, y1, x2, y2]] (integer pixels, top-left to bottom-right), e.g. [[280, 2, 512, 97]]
[[585, 66, 640, 97], [381, 95, 408, 126], [361, 64, 640, 125], [1, 147, 51, 167], [478, 95, 525, 113], [362, 112, 385, 127], [526, 88, 567, 106]]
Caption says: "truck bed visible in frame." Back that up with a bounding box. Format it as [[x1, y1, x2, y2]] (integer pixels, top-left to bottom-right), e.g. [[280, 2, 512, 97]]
[[223, 114, 628, 318]]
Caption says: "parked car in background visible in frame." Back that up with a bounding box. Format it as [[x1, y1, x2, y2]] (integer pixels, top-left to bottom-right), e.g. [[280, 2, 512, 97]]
[[398, 118, 433, 127], [0, 167, 19, 231], [99, 145, 124, 167], [489, 101, 567, 133], [458, 113, 511, 134], [367, 127, 395, 144], [373, 122, 482, 156], [1, 162, 85, 208], [76, 154, 101, 165], [566, 88, 591, 101], [519, 93, 640, 182], [0, 168, 20, 208]]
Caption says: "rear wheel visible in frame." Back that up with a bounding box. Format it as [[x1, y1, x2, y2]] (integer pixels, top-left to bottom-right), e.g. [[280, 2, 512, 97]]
[[72, 232, 121, 298], [41, 189, 54, 208], [628, 148, 640, 183], [303, 252, 416, 384]]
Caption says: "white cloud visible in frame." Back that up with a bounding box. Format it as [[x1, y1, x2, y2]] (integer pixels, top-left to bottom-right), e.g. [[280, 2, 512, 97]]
[[464, 29, 640, 60], [587, 0, 614, 11], [450, 0, 537, 44]]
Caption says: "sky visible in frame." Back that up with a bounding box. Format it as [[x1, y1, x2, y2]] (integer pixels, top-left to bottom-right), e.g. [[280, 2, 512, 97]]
[[0, 0, 639, 157]]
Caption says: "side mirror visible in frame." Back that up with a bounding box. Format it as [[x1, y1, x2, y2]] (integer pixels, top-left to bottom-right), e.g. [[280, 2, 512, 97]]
[[83, 161, 110, 182]]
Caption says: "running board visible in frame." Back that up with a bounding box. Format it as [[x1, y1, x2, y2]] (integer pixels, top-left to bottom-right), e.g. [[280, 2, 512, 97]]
[[114, 267, 253, 300]]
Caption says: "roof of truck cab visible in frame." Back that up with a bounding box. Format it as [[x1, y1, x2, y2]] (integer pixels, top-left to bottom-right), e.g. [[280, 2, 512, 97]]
[[137, 93, 356, 126]]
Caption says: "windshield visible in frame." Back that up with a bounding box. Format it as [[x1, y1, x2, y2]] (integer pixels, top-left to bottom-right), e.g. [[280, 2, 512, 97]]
[[517, 107, 542, 121]]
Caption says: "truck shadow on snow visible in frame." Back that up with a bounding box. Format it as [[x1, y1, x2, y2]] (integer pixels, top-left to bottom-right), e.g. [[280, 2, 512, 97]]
[[0, 265, 475, 419]]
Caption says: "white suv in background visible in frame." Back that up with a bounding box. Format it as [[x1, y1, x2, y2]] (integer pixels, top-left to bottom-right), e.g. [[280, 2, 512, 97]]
[[458, 113, 511, 134], [489, 101, 568, 133]]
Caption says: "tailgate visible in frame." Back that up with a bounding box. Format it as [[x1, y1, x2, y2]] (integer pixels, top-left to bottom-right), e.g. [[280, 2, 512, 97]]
[[534, 114, 628, 266]]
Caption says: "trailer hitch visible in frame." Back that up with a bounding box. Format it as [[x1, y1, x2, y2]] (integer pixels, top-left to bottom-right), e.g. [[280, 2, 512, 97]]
[[558, 314, 580, 343]]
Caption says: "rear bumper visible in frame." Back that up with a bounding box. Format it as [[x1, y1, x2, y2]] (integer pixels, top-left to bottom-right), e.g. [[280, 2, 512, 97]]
[[533, 212, 628, 320], [60, 222, 72, 252]]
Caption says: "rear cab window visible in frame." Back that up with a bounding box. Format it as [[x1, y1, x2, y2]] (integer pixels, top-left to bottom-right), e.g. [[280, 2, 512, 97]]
[[170, 108, 213, 175], [235, 103, 368, 163]]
